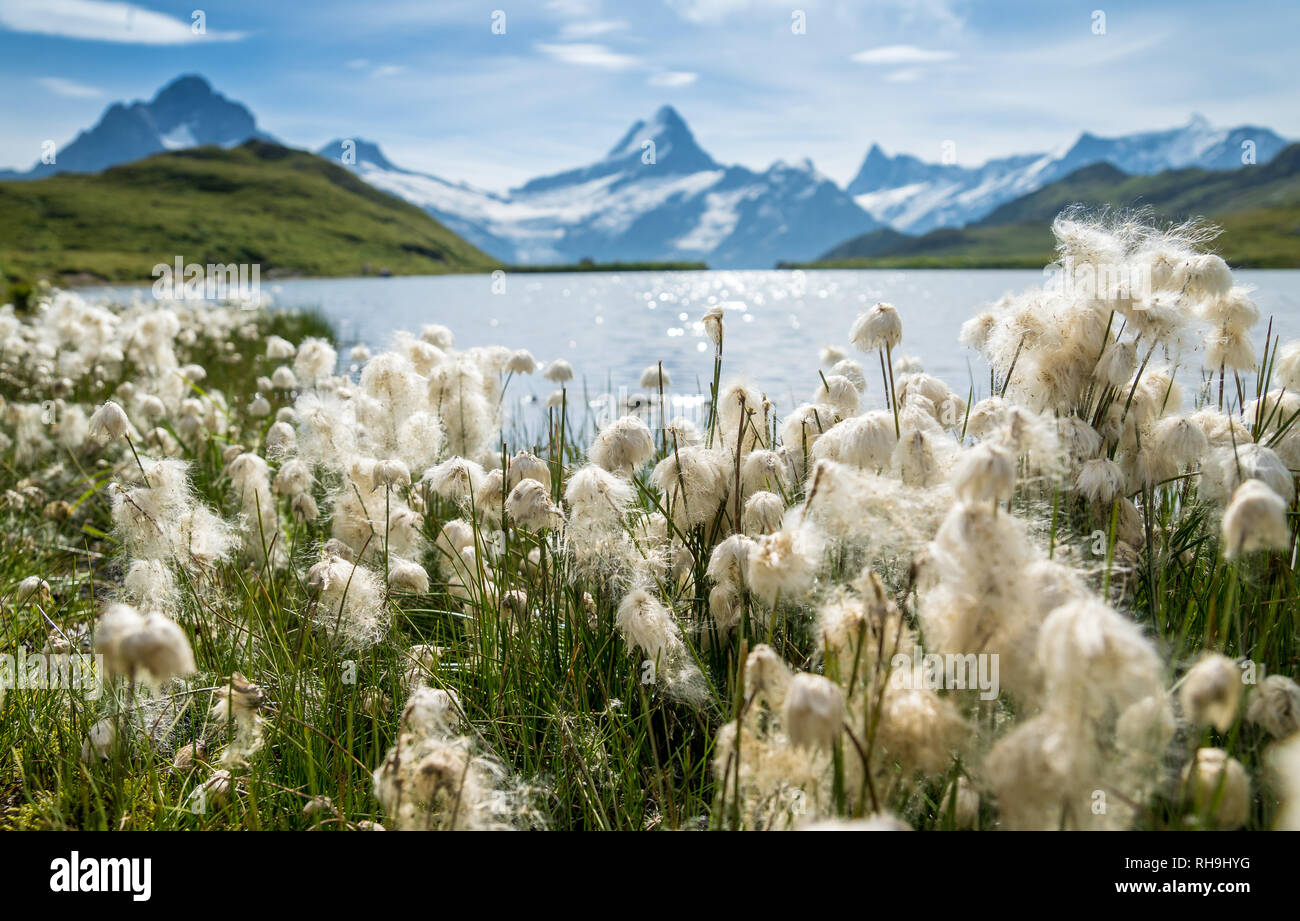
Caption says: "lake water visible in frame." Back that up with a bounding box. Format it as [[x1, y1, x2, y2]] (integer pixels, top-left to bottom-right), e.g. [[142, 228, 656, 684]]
[[84, 269, 1300, 419]]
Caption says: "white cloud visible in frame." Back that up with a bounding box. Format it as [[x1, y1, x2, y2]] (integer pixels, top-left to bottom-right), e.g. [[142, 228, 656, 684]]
[[560, 19, 627, 39], [851, 44, 955, 65], [0, 0, 244, 44], [535, 42, 641, 70], [36, 75, 102, 97], [664, 0, 770, 24], [649, 71, 697, 88], [371, 64, 405, 78], [882, 68, 923, 84], [545, 0, 601, 15]]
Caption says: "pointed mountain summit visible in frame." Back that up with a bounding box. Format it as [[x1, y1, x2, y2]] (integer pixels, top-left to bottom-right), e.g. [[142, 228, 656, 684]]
[[847, 115, 1290, 233], [603, 105, 719, 171], [13, 74, 272, 180], [316, 138, 402, 172], [515, 105, 721, 195]]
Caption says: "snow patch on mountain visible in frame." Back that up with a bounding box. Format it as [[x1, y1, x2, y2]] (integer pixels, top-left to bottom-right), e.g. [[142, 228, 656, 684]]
[[849, 116, 1290, 233]]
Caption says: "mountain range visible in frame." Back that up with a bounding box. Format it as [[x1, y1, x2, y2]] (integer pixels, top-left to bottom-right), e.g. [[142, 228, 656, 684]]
[[2, 75, 1293, 268], [316, 105, 881, 268], [808, 144, 1300, 269], [846, 116, 1290, 234]]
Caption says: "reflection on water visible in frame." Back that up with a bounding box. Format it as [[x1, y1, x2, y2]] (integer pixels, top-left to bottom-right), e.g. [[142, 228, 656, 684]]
[[83, 268, 1300, 421]]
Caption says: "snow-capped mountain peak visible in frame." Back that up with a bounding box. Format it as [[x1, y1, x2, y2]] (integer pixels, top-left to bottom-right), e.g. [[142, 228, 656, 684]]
[[11, 74, 271, 179], [601, 104, 717, 171], [3, 75, 1288, 267], [318, 138, 403, 173], [331, 106, 879, 267], [848, 114, 1289, 233]]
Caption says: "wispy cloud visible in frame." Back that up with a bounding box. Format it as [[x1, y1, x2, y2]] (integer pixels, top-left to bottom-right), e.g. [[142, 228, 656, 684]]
[[882, 69, 923, 84], [36, 75, 102, 97], [545, 0, 601, 15], [649, 71, 697, 88], [664, 0, 779, 24], [535, 42, 641, 70], [559, 19, 627, 39], [0, 0, 245, 44], [345, 58, 404, 78], [851, 44, 956, 65]]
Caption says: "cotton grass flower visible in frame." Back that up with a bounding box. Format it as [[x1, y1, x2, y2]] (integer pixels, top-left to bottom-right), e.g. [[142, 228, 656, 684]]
[[951, 442, 1015, 504], [86, 399, 130, 443], [424, 457, 486, 505], [15, 575, 51, 605], [265, 335, 296, 359], [639, 364, 671, 389], [94, 603, 196, 684], [507, 451, 551, 490], [1181, 747, 1251, 829], [615, 588, 683, 667], [1221, 479, 1291, 558], [505, 478, 563, 531], [388, 558, 430, 594], [747, 516, 821, 609], [294, 337, 337, 384], [543, 359, 573, 383], [742, 490, 785, 535], [1245, 674, 1300, 739], [590, 415, 654, 475], [850, 302, 902, 351], [565, 464, 634, 524], [1180, 654, 1242, 732], [615, 588, 707, 705], [650, 445, 728, 530], [210, 671, 266, 767], [701, 305, 724, 348], [782, 673, 844, 750], [506, 349, 537, 374], [305, 553, 387, 650]]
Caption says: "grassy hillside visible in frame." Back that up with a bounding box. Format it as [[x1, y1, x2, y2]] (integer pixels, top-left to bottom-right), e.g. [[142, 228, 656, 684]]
[[798, 144, 1300, 269], [0, 141, 499, 285]]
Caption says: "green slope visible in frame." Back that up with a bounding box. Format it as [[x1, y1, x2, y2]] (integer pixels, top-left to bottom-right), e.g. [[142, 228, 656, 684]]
[[0, 140, 499, 284], [799, 144, 1300, 269]]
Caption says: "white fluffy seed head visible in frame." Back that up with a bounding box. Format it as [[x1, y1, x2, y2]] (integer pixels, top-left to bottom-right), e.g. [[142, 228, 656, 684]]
[[1245, 674, 1300, 739], [782, 672, 845, 750], [639, 364, 671, 389], [615, 588, 682, 665], [1182, 747, 1250, 829], [506, 349, 537, 374], [590, 415, 655, 475], [94, 603, 196, 684], [388, 558, 430, 594], [742, 490, 785, 535], [87, 400, 130, 443], [505, 478, 563, 531], [1221, 479, 1290, 559], [543, 359, 573, 383], [744, 643, 792, 709], [1180, 654, 1243, 732], [507, 451, 551, 491], [565, 464, 634, 523], [951, 442, 1015, 504], [701, 306, 724, 348], [850, 302, 902, 352], [1075, 457, 1126, 506]]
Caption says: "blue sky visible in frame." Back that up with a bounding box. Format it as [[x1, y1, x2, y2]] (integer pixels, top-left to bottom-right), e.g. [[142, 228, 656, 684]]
[[1, 0, 1297, 190]]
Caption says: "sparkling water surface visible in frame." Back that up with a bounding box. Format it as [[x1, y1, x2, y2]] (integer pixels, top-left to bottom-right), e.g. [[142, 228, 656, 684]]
[[84, 269, 1300, 419]]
